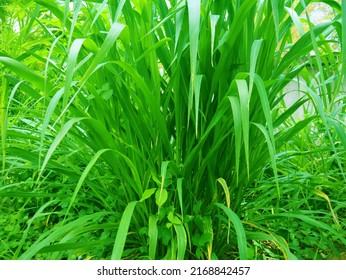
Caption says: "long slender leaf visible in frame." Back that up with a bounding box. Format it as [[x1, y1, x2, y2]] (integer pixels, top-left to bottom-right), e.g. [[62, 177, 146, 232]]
[[111, 201, 138, 260]]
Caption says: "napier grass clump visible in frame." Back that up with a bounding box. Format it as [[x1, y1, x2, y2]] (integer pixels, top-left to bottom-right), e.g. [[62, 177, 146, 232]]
[[0, 0, 345, 260]]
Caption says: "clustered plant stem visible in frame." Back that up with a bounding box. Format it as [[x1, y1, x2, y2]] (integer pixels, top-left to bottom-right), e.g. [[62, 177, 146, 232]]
[[0, 0, 345, 260]]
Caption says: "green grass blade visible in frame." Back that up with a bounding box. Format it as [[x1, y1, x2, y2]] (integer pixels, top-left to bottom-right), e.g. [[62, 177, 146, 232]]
[[80, 22, 125, 84], [194, 75, 203, 137], [19, 212, 108, 259], [39, 88, 66, 166], [0, 56, 51, 92], [249, 40, 263, 96], [69, 0, 83, 45], [111, 201, 138, 260], [210, 14, 219, 66], [34, 0, 83, 37], [177, 178, 184, 217], [37, 239, 114, 254], [148, 215, 158, 260], [269, 213, 346, 246], [15, 199, 59, 259], [328, 118, 346, 151], [252, 123, 279, 197], [228, 96, 242, 184], [217, 178, 230, 208], [187, 0, 200, 130], [174, 223, 187, 260], [342, 0, 346, 78], [246, 231, 298, 260], [63, 38, 85, 109], [1, 77, 8, 175], [215, 203, 247, 260], [64, 148, 111, 220], [114, 0, 126, 22], [38, 117, 87, 180], [217, 178, 231, 244], [236, 79, 250, 179], [271, 0, 279, 41]]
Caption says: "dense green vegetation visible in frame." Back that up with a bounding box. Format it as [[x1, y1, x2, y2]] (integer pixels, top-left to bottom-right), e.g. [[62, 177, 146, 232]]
[[0, 0, 345, 260]]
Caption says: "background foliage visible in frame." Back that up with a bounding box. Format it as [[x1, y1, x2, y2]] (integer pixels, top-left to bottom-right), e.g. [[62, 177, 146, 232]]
[[0, 0, 345, 260]]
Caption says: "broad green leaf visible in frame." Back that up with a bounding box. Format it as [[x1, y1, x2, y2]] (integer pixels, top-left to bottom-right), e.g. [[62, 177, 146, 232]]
[[155, 188, 168, 208], [140, 188, 157, 203], [168, 212, 181, 224]]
